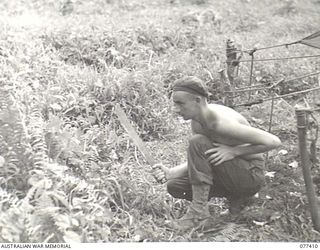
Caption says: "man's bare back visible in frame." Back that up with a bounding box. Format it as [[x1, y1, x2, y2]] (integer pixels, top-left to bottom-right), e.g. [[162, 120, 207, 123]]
[[191, 103, 263, 160]]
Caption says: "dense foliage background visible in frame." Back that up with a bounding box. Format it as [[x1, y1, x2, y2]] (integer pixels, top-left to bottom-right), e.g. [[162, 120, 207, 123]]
[[0, 0, 319, 242]]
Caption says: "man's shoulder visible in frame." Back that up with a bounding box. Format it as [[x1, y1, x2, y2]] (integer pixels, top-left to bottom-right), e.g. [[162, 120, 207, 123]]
[[208, 103, 242, 118], [208, 103, 237, 112], [208, 103, 250, 125]]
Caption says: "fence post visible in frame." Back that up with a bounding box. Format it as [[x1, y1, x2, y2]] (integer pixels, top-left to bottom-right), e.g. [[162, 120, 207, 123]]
[[295, 107, 320, 232], [226, 39, 241, 86]]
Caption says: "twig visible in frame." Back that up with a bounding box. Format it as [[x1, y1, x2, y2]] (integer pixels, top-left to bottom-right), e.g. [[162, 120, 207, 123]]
[[148, 50, 154, 69], [248, 53, 255, 101], [268, 92, 275, 133]]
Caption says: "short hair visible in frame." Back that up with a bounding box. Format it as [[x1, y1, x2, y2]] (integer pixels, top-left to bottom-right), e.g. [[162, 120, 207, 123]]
[[172, 76, 208, 98]]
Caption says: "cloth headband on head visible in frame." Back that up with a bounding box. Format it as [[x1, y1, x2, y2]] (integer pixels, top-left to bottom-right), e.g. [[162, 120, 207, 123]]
[[173, 85, 208, 97]]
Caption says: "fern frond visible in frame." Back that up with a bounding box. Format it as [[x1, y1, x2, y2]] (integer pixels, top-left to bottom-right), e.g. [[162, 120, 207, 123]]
[[0, 188, 30, 242], [0, 135, 8, 155], [0, 90, 10, 110], [28, 106, 49, 168], [0, 97, 33, 194], [0, 187, 20, 210]]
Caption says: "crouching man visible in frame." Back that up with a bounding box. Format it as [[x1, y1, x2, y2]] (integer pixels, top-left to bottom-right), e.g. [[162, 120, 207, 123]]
[[153, 76, 281, 230]]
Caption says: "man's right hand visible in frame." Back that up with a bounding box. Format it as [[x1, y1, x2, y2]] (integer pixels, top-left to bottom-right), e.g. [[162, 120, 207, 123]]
[[152, 163, 170, 183]]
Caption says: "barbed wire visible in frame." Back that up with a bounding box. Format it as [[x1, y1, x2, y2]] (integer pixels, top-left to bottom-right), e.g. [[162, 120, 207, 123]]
[[233, 86, 320, 107], [221, 35, 320, 163], [226, 40, 301, 56], [225, 71, 320, 93], [226, 54, 320, 63]]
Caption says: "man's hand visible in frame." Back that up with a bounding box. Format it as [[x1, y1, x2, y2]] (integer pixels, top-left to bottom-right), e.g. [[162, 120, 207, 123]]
[[152, 163, 170, 183], [205, 143, 236, 166]]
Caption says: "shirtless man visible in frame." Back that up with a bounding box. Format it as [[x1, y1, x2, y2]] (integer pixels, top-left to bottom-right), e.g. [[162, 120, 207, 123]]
[[153, 76, 281, 230]]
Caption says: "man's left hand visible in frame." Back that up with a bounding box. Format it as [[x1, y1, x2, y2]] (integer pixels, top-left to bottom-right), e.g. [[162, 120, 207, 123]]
[[205, 143, 236, 166]]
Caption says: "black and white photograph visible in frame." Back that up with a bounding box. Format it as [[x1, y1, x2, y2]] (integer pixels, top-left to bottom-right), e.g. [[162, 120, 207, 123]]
[[0, 0, 320, 247]]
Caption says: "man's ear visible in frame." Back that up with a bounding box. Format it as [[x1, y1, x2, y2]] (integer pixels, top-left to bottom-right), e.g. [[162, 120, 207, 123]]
[[195, 96, 201, 103]]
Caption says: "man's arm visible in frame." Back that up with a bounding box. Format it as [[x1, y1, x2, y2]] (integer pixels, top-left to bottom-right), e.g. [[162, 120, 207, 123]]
[[153, 162, 188, 182], [167, 162, 188, 179], [206, 122, 281, 165]]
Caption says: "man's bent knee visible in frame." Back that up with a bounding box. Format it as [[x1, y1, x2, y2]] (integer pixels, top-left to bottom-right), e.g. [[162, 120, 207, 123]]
[[187, 134, 214, 185], [167, 178, 192, 201]]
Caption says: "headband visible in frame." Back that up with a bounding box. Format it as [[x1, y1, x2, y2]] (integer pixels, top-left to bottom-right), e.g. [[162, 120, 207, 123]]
[[173, 85, 208, 98]]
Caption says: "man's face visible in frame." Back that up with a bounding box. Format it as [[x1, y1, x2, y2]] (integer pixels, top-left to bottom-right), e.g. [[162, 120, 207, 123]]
[[172, 91, 198, 120]]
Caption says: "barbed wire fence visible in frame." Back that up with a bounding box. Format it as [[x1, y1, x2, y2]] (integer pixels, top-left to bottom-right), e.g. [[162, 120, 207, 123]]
[[219, 36, 320, 232]]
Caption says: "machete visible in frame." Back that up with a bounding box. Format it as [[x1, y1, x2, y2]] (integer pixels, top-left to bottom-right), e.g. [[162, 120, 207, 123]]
[[114, 104, 166, 184]]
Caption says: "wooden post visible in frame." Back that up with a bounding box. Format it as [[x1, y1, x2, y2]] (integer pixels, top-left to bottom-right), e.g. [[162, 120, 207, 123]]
[[295, 108, 320, 232], [226, 39, 241, 86]]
